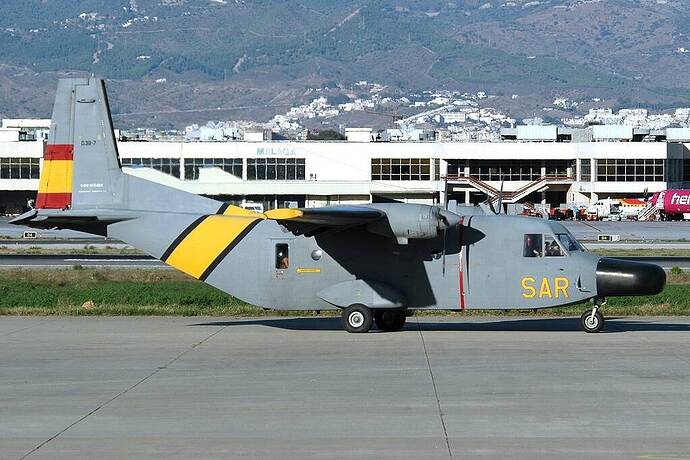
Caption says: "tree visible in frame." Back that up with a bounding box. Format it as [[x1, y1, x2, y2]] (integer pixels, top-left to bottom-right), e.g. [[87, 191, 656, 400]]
[[307, 129, 345, 140]]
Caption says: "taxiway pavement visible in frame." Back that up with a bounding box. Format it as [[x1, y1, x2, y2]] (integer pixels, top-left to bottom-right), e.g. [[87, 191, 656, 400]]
[[2, 316, 689, 459]]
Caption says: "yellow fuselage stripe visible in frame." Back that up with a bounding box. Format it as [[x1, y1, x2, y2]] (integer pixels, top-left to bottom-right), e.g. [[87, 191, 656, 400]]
[[165, 215, 259, 279], [37, 160, 73, 194]]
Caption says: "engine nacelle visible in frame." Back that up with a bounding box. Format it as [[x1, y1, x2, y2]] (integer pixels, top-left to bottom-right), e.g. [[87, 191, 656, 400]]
[[365, 203, 460, 244]]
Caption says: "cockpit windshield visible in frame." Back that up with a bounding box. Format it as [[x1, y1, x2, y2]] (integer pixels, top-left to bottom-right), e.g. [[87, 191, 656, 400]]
[[556, 232, 585, 253]]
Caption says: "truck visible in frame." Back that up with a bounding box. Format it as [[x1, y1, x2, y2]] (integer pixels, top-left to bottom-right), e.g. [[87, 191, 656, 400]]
[[586, 198, 622, 221], [618, 198, 646, 220]]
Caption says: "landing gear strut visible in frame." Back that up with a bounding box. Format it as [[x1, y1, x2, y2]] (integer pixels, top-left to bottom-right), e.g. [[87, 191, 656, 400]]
[[580, 299, 605, 333], [374, 309, 407, 332]]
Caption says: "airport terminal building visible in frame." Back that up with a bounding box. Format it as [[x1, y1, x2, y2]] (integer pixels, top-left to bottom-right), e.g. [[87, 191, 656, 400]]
[[1, 120, 690, 214]]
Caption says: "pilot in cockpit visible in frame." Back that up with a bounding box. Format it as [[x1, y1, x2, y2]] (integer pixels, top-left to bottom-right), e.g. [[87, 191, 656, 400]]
[[523, 234, 542, 257]]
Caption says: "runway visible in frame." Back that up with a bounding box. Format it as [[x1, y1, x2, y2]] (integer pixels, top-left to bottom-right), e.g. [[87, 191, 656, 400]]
[[0, 254, 168, 269], [562, 220, 690, 241], [2, 316, 689, 459]]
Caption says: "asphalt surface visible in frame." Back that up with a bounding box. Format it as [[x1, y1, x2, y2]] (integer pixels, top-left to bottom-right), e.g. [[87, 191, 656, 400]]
[[561, 220, 690, 241], [0, 254, 168, 269], [0, 217, 94, 239], [2, 316, 690, 459]]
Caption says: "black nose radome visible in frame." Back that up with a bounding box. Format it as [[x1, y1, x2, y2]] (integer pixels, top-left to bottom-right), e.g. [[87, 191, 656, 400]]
[[596, 258, 666, 297]]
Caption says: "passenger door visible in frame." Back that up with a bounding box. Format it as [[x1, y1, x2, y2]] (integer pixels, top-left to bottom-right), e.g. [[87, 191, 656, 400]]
[[266, 239, 296, 305]]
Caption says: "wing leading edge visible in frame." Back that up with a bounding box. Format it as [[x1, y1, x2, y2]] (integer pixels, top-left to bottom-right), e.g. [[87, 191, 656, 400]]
[[264, 205, 386, 237]]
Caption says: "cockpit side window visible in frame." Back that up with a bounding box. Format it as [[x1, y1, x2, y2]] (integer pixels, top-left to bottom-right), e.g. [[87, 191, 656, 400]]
[[556, 233, 585, 252], [544, 235, 564, 257], [523, 234, 543, 257], [275, 243, 289, 269]]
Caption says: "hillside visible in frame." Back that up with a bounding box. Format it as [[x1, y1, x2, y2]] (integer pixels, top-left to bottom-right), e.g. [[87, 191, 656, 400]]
[[1, 0, 690, 127]]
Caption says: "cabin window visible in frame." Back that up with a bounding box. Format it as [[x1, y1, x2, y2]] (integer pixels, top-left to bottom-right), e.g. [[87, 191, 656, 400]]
[[275, 244, 289, 269], [544, 235, 564, 257], [523, 234, 543, 257]]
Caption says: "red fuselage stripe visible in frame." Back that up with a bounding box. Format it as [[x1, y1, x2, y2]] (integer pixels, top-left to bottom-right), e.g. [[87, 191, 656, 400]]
[[43, 144, 74, 161]]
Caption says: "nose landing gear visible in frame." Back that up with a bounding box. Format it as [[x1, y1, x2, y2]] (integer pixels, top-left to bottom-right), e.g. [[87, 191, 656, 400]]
[[580, 298, 605, 333]]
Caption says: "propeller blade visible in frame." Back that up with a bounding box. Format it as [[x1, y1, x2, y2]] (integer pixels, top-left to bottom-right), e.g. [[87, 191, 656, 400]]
[[487, 198, 497, 215], [442, 226, 447, 276]]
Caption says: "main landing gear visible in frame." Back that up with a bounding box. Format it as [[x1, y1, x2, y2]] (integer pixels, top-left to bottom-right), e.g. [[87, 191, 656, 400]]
[[341, 305, 407, 333], [580, 298, 605, 333]]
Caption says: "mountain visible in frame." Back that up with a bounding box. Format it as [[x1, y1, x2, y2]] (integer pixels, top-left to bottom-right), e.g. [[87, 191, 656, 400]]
[[2, 0, 690, 128]]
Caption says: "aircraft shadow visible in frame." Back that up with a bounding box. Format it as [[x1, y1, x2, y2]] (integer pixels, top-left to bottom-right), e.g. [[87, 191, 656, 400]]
[[189, 317, 690, 333]]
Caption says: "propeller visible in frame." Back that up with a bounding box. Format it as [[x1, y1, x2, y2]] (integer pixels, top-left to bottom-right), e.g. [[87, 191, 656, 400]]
[[434, 207, 462, 277], [487, 198, 497, 215], [437, 208, 462, 229], [486, 180, 505, 215]]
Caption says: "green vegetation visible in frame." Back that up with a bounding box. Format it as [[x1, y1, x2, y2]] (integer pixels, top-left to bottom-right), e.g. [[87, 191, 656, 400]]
[[1, 268, 689, 317], [591, 248, 690, 257], [0, 245, 143, 256], [0, 269, 261, 316]]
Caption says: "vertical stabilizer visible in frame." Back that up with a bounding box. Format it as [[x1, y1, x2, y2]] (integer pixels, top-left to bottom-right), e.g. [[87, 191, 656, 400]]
[[37, 78, 125, 210]]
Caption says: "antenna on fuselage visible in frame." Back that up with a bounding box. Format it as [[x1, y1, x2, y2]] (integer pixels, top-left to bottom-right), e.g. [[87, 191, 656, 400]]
[[496, 180, 504, 214]]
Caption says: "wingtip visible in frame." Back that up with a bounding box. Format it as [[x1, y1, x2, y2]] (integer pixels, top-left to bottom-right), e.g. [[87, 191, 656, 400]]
[[263, 208, 304, 220]]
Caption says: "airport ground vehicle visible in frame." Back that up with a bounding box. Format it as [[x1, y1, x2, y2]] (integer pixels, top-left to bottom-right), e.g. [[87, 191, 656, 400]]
[[11, 78, 666, 333], [586, 198, 622, 221], [618, 198, 645, 220]]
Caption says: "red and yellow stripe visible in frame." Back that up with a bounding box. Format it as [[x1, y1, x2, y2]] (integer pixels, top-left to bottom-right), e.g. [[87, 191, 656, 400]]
[[36, 144, 73, 209]]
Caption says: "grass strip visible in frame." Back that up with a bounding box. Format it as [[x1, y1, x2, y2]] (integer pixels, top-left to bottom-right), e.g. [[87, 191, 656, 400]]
[[1, 268, 689, 317]]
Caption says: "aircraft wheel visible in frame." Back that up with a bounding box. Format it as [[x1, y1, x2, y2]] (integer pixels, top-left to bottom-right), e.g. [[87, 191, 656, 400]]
[[580, 309, 604, 333], [342, 304, 373, 333], [374, 309, 406, 332]]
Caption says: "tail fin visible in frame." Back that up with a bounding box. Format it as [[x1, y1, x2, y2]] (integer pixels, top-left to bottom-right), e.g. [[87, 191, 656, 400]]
[[33, 77, 221, 218], [37, 78, 125, 210]]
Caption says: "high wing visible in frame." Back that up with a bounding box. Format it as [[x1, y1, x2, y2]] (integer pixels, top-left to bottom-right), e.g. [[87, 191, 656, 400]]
[[264, 203, 463, 243], [264, 205, 386, 237]]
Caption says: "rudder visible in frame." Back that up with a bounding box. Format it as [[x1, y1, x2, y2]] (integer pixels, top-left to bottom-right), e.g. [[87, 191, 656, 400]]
[[37, 78, 125, 210]]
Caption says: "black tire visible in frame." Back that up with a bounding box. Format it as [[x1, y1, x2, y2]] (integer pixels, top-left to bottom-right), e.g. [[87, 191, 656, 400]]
[[342, 304, 373, 333], [374, 309, 407, 332], [580, 310, 604, 333]]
